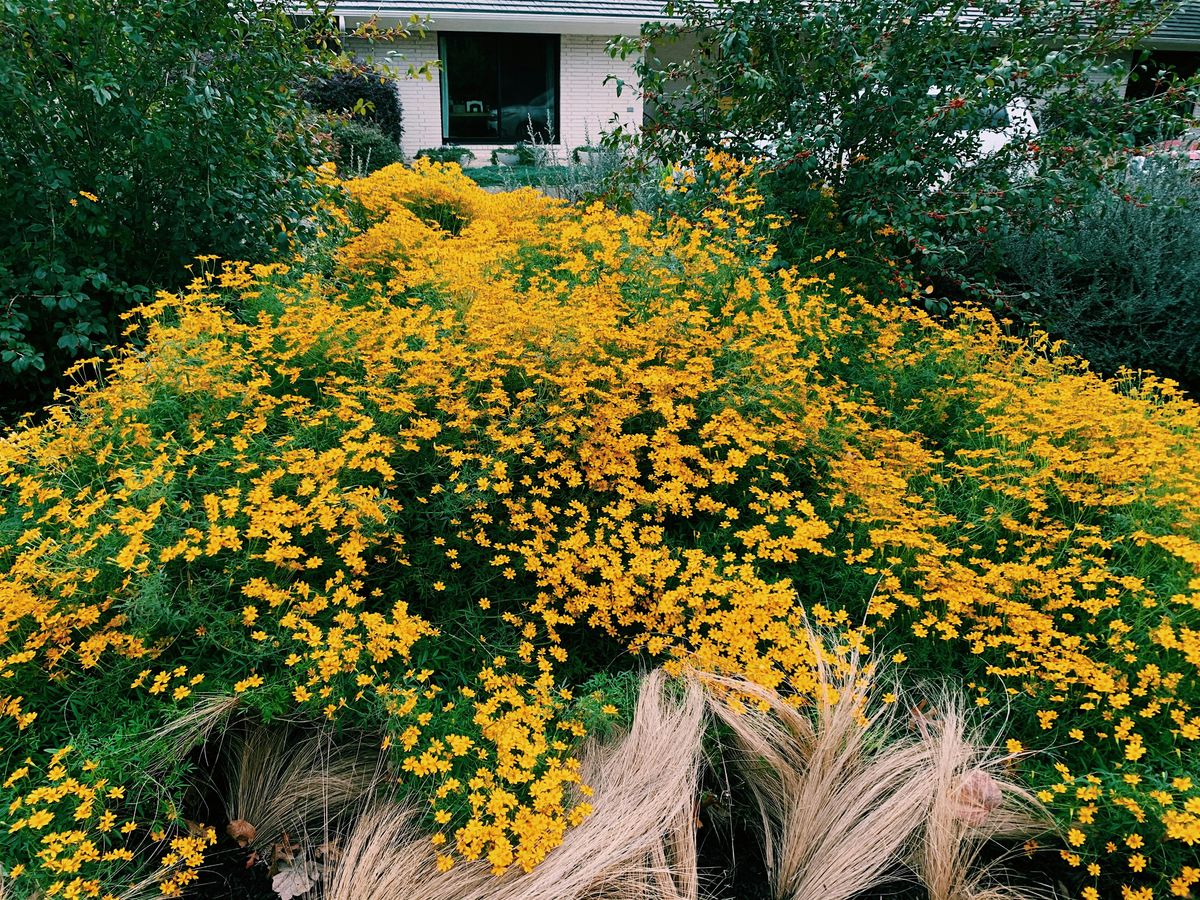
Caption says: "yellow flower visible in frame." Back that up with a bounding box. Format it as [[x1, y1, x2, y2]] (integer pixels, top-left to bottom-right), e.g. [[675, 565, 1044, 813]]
[[234, 674, 264, 693]]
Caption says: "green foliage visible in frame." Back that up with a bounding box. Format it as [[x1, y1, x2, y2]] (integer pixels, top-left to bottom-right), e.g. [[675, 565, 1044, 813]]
[[568, 670, 643, 740], [0, 0, 339, 420], [996, 161, 1200, 393], [305, 67, 405, 143], [417, 146, 476, 164], [513, 141, 551, 166], [610, 0, 1200, 282], [330, 119, 404, 176], [490, 143, 549, 166]]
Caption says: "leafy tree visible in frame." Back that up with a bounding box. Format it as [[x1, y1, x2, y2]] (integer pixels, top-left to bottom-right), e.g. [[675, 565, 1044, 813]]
[[609, 0, 1200, 287], [0, 0, 342, 418]]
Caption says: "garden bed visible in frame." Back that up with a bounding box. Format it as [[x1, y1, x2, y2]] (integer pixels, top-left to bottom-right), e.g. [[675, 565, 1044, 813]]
[[1, 159, 1198, 900]]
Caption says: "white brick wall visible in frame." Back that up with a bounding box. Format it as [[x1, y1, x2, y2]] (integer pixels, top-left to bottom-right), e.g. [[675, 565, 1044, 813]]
[[346, 36, 443, 160], [347, 33, 642, 162], [557, 34, 642, 157]]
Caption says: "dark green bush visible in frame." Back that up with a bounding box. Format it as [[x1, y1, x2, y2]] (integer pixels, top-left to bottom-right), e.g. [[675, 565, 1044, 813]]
[[0, 0, 337, 421], [416, 146, 476, 164], [305, 68, 404, 144], [997, 162, 1200, 392], [514, 141, 551, 166], [331, 119, 404, 176]]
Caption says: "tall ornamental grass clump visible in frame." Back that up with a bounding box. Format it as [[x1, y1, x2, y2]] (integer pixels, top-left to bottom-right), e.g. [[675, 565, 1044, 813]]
[[0, 158, 1198, 899]]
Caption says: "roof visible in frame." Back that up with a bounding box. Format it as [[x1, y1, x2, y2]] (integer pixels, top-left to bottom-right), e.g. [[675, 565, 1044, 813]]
[[1151, 0, 1200, 46]]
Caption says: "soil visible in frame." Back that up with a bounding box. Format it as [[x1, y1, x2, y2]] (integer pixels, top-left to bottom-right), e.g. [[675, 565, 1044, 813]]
[[191, 840, 275, 900]]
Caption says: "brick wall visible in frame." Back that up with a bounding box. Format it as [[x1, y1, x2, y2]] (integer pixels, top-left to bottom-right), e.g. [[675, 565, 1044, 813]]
[[556, 34, 642, 157], [346, 36, 443, 160], [347, 33, 641, 163]]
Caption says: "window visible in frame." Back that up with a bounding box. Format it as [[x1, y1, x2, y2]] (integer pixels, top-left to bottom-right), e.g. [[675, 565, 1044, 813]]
[[1125, 50, 1200, 101], [1125, 50, 1200, 142], [439, 33, 559, 144]]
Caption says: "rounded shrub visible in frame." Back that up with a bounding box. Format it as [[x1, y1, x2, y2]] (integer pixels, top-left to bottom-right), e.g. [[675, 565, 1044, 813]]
[[416, 146, 475, 165], [330, 119, 404, 176], [998, 160, 1200, 394]]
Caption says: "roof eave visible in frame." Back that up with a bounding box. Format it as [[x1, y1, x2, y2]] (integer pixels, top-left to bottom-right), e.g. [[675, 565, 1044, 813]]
[[337, 7, 670, 34]]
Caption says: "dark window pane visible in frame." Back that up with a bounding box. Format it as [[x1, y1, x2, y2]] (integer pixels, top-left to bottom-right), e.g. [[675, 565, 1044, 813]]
[[441, 33, 558, 143], [498, 35, 557, 142], [442, 33, 501, 141]]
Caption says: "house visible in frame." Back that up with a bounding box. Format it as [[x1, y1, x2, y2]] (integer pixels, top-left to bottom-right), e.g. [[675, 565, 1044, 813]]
[[1125, 2, 1200, 102], [334, 0, 672, 161], [333, 0, 1200, 162]]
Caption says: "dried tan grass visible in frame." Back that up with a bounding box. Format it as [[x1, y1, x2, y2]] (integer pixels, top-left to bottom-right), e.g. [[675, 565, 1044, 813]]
[[145, 692, 241, 760], [318, 802, 441, 900], [224, 725, 382, 852], [912, 699, 1053, 900], [499, 668, 705, 900], [703, 650, 937, 900], [319, 669, 706, 900], [320, 661, 1053, 900]]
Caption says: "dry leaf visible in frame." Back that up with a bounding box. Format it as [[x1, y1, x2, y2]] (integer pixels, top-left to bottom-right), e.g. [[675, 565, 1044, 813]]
[[227, 818, 257, 847], [272, 861, 315, 900], [952, 768, 1003, 826]]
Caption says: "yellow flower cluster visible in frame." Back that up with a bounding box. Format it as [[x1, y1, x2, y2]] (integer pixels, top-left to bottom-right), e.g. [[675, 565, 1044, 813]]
[[0, 157, 1197, 893], [2, 746, 211, 899]]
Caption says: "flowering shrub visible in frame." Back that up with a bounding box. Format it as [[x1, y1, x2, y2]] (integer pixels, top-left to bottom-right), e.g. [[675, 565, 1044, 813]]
[[0, 157, 1198, 897]]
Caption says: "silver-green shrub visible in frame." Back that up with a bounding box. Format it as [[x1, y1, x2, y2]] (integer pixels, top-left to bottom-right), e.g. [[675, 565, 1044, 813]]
[[999, 161, 1200, 392]]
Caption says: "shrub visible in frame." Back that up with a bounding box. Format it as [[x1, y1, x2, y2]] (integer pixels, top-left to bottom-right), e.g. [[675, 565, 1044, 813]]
[[330, 119, 405, 176], [0, 1, 343, 421], [996, 161, 1200, 393], [1, 159, 1198, 898], [514, 140, 551, 166], [491, 143, 551, 166], [572, 145, 602, 163], [305, 68, 404, 144], [416, 146, 476, 165]]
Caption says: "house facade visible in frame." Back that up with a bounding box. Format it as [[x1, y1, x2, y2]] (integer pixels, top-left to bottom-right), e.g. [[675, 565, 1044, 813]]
[[334, 0, 1200, 162], [336, 0, 669, 162]]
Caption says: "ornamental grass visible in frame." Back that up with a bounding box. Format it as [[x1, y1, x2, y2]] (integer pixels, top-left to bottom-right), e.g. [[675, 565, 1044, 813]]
[[0, 157, 1198, 899]]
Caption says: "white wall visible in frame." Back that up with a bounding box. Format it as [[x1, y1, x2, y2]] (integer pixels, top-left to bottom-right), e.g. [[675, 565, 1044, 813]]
[[557, 34, 642, 157], [347, 36, 442, 160], [346, 33, 641, 162]]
